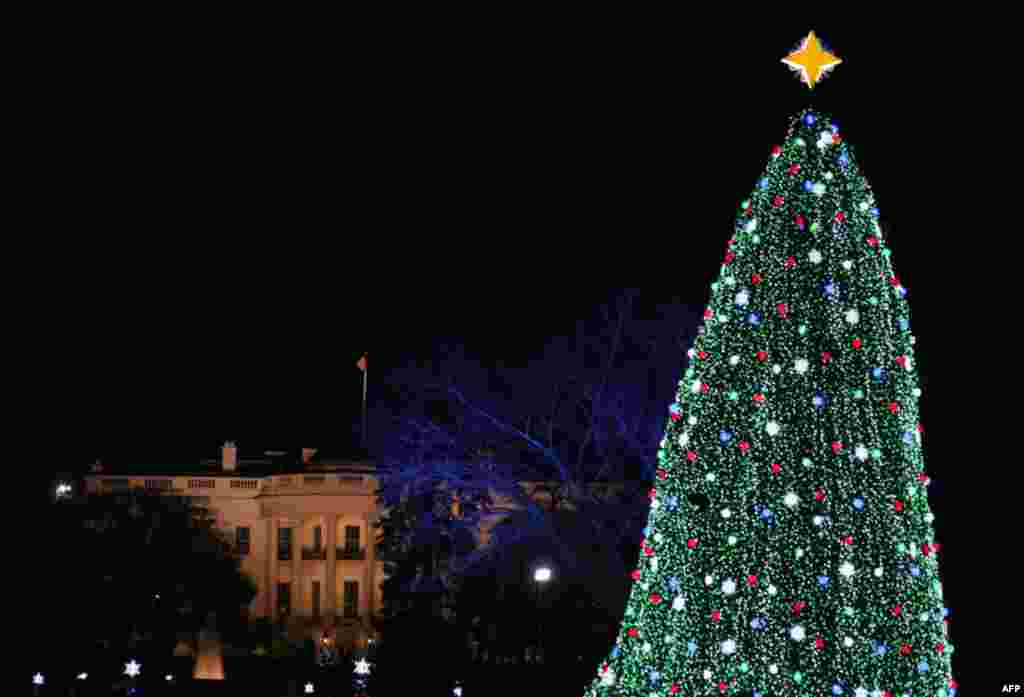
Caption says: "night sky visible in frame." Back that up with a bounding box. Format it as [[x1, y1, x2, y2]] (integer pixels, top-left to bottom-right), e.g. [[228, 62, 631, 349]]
[[20, 21, 997, 675]]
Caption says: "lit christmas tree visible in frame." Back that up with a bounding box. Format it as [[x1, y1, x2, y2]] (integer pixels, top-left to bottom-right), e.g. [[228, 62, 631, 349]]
[[584, 33, 956, 697]]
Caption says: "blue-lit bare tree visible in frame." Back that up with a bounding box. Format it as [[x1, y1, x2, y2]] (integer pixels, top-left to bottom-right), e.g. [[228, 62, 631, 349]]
[[370, 290, 699, 620]]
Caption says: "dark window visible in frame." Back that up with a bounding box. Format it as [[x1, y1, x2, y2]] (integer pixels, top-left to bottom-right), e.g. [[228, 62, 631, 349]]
[[312, 581, 321, 619], [343, 581, 358, 618], [278, 527, 292, 561], [313, 525, 323, 550], [344, 526, 360, 551], [277, 583, 291, 616], [236, 527, 251, 556]]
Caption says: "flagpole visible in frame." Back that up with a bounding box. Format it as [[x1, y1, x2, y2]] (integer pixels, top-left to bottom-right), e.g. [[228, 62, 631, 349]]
[[361, 362, 368, 448]]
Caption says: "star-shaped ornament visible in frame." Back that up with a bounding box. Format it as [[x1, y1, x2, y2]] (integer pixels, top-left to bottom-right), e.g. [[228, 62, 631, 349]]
[[782, 31, 841, 89]]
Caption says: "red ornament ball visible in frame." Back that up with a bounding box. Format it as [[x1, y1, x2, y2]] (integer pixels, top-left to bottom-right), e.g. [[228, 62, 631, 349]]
[[704, 308, 713, 319], [889, 402, 900, 414], [687, 450, 698, 462], [724, 251, 736, 265], [628, 627, 639, 638], [771, 462, 781, 474], [788, 163, 801, 175], [747, 574, 758, 586], [899, 643, 912, 656], [867, 235, 879, 247], [751, 272, 763, 285], [773, 195, 785, 208], [756, 350, 768, 362], [711, 610, 721, 622], [777, 303, 788, 317], [657, 468, 668, 481], [821, 351, 832, 364], [687, 538, 699, 549], [738, 440, 751, 452], [785, 256, 797, 268], [771, 145, 782, 157], [831, 441, 843, 453], [649, 593, 662, 605], [815, 488, 826, 501], [631, 569, 641, 580], [893, 499, 904, 512], [835, 211, 846, 223], [851, 338, 862, 349]]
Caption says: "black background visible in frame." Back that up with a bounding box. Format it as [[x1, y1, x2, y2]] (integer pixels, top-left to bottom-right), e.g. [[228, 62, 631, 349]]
[[9, 14, 1009, 686]]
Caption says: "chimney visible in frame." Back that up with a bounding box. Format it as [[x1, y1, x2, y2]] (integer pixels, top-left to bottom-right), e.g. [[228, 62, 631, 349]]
[[302, 448, 318, 466], [221, 441, 238, 472]]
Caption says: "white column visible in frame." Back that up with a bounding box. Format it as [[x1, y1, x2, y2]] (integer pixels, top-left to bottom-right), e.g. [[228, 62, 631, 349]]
[[267, 518, 277, 618], [292, 519, 303, 618], [325, 515, 337, 619]]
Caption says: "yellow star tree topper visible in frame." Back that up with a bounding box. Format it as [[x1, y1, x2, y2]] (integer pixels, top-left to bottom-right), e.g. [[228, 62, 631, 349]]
[[782, 31, 841, 89]]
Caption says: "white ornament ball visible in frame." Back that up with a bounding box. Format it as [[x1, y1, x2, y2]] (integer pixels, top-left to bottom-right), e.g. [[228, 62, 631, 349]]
[[600, 669, 616, 686], [824, 171, 834, 181], [854, 445, 869, 462], [721, 508, 731, 519], [790, 625, 806, 641], [845, 308, 860, 325], [728, 535, 738, 545], [809, 249, 823, 264], [691, 380, 702, 394], [650, 558, 658, 571], [784, 492, 799, 508], [859, 201, 869, 211], [745, 219, 758, 233], [874, 567, 883, 578], [842, 260, 853, 270], [722, 578, 737, 595], [729, 355, 740, 366], [735, 290, 750, 307], [704, 575, 713, 586], [767, 584, 777, 596], [687, 348, 695, 358], [721, 639, 737, 655], [772, 363, 782, 374], [813, 515, 824, 526], [843, 636, 854, 647], [796, 548, 804, 559], [769, 664, 779, 675], [703, 670, 713, 680], [706, 473, 716, 482], [643, 642, 652, 653], [840, 562, 855, 578], [925, 512, 935, 523], [688, 416, 698, 426], [913, 388, 922, 397], [679, 432, 689, 448], [813, 182, 827, 196], [654, 533, 663, 543], [673, 596, 685, 611], [795, 358, 809, 374], [766, 421, 781, 436]]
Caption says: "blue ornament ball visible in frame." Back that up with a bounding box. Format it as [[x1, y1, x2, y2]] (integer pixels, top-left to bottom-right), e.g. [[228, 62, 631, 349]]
[[803, 180, 814, 192], [853, 497, 865, 510], [719, 430, 733, 444], [870, 207, 880, 217], [747, 312, 761, 326], [759, 177, 770, 190], [804, 112, 816, 126]]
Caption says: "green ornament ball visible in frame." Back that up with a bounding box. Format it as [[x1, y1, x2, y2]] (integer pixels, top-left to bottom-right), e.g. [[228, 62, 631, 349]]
[[882, 249, 892, 257], [793, 671, 804, 684], [740, 662, 749, 673], [798, 324, 808, 336], [727, 391, 739, 401], [896, 543, 906, 553], [870, 448, 882, 458], [810, 222, 820, 233], [868, 297, 879, 305]]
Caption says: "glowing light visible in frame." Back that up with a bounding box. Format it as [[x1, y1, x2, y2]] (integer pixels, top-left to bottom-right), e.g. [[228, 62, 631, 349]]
[[33, 673, 44, 686], [534, 567, 552, 583], [124, 660, 142, 678]]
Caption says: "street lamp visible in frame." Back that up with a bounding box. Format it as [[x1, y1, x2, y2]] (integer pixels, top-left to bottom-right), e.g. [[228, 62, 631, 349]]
[[533, 566, 552, 663]]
